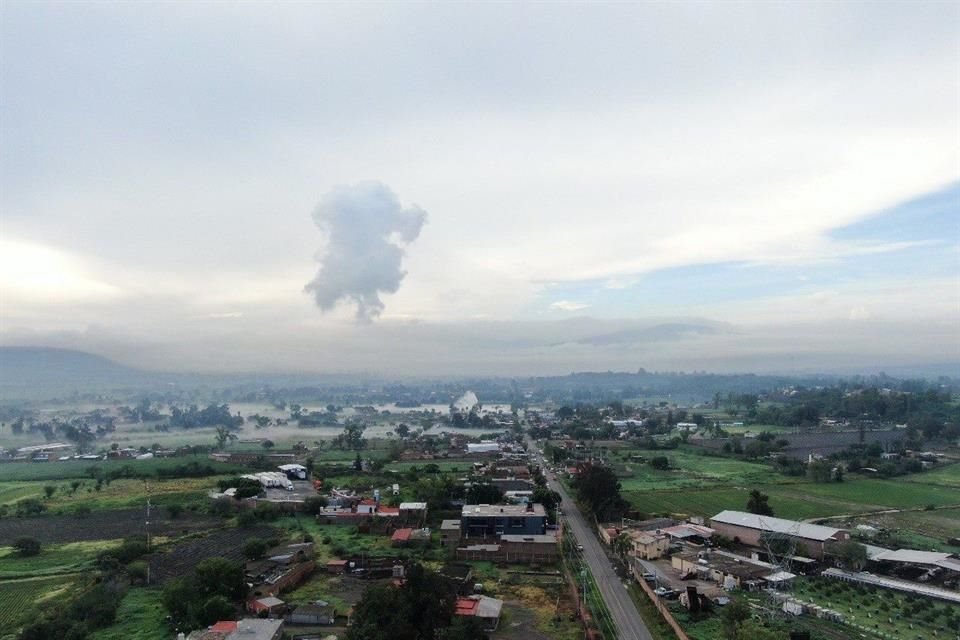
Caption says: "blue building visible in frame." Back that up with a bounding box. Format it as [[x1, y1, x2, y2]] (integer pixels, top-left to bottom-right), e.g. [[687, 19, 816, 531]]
[[461, 503, 547, 539]]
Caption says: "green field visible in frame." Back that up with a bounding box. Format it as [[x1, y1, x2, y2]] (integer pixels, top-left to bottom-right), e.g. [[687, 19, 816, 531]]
[[625, 475, 960, 521], [0, 476, 225, 511], [0, 540, 121, 578], [89, 588, 170, 640], [902, 461, 960, 488], [613, 448, 787, 491]]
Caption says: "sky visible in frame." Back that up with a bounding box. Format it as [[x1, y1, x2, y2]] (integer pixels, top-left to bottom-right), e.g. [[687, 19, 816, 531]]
[[1, 1, 958, 376]]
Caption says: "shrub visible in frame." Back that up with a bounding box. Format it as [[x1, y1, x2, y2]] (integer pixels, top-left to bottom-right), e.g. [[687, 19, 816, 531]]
[[13, 537, 41, 556]]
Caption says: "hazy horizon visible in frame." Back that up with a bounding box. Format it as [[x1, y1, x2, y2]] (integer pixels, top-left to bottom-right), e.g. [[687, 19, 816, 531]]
[[2, 2, 958, 376]]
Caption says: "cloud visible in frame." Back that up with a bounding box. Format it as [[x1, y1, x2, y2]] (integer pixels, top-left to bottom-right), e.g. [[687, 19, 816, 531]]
[[304, 182, 427, 322], [550, 300, 590, 312]]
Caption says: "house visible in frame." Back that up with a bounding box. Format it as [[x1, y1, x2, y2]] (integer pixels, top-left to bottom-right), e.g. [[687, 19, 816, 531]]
[[628, 517, 677, 532], [186, 621, 237, 640], [660, 523, 714, 546], [399, 502, 428, 523], [246, 596, 285, 616], [497, 534, 559, 562], [461, 503, 547, 539], [488, 478, 536, 493], [188, 619, 284, 640], [229, 619, 284, 640], [246, 542, 316, 598], [598, 525, 620, 545], [467, 442, 500, 455], [287, 602, 337, 625], [672, 549, 794, 591], [326, 559, 348, 574], [709, 510, 849, 560], [624, 530, 670, 560], [356, 499, 378, 514], [454, 596, 503, 632], [437, 563, 474, 594], [391, 527, 431, 547], [440, 519, 461, 546]]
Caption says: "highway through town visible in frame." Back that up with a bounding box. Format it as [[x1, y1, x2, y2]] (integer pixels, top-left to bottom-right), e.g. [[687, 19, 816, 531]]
[[533, 442, 654, 640]]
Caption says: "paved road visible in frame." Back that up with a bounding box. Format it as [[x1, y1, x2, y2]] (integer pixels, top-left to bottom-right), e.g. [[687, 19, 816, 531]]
[[534, 445, 653, 640]]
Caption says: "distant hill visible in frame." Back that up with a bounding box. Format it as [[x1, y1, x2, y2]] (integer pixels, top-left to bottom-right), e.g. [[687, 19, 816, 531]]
[[0, 346, 148, 396]]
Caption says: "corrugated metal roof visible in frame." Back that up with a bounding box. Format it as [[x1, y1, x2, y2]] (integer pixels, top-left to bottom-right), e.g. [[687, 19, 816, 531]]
[[711, 510, 845, 542]]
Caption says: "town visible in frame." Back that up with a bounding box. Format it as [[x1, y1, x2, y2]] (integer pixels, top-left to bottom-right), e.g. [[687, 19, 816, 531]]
[[0, 371, 957, 640]]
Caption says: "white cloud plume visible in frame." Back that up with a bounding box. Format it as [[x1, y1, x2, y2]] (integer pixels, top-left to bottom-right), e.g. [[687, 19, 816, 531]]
[[304, 182, 427, 322]]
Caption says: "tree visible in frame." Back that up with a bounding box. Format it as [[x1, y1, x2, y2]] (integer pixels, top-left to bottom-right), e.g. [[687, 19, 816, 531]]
[[806, 460, 833, 483], [198, 595, 235, 626], [835, 540, 868, 570], [649, 456, 670, 470], [243, 538, 268, 560], [445, 616, 488, 640], [466, 483, 504, 505], [395, 423, 411, 439], [733, 619, 779, 640], [345, 564, 457, 640], [303, 495, 328, 514], [13, 537, 40, 556], [721, 598, 751, 639], [746, 490, 773, 516], [43, 484, 56, 499], [194, 557, 246, 600], [574, 464, 629, 521], [261, 439, 274, 450], [214, 425, 237, 450]]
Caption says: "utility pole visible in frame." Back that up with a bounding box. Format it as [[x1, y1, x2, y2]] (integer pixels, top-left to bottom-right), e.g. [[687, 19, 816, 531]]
[[144, 479, 151, 585]]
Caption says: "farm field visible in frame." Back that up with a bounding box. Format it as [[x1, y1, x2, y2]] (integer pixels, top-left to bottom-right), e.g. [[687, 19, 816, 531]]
[[0, 508, 222, 544], [0, 454, 246, 482], [0, 574, 77, 639], [790, 576, 960, 639], [146, 524, 279, 584]]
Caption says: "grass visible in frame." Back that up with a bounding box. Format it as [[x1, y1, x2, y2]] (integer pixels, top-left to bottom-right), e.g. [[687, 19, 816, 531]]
[[284, 572, 354, 612], [89, 588, 170, 640], [902, 462, 960, 489], [614, 448, 786, 491], [625, 583, 677, 640], [626, 486, 849, 520], [844, 507, 960, 552], [0, 540, 121, 578]]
